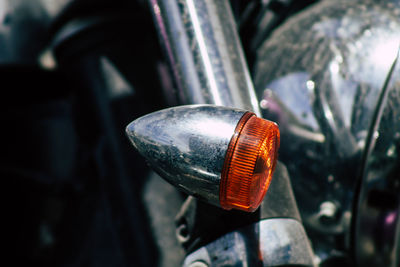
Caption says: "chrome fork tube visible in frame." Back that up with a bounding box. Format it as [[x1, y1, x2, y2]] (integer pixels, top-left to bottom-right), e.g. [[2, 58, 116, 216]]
[[149, 0, 261, 116]]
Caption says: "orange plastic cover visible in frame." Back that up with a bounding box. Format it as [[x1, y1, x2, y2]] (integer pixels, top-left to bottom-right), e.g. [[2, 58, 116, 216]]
[[219, 112, 280, 212]]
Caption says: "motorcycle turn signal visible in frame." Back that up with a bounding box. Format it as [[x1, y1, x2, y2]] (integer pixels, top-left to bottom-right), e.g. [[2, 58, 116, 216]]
[[126, 105, 280, 212]]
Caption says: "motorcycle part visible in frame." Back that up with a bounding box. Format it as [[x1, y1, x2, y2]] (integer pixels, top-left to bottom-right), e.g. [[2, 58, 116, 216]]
[[183, 218, 315, 267], [175, 162, 303, 253], [220, 112, 280, 211], [354, 46, 400, 267], [148, 0, 310, 264], [126, 105, 280, 212], [254, 0, 400, 262], [148, 0, 261, 115]]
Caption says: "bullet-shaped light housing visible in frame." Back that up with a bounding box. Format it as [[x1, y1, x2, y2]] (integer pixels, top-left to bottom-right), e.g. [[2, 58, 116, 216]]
[[126, 105, 280, 212]]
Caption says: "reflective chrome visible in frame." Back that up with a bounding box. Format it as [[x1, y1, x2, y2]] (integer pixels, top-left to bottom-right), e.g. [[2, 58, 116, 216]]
[[149, 0, 261, 115], [254, 0, 400, 260], [355, 47, 400, 267], [126, 105, 246, 206], [183, 218, 315, 267]]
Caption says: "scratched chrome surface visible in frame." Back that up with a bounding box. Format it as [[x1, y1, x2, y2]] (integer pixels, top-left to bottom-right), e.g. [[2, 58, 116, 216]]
[[254, 0, 400, 261], [149, 0, 261, 115], [126, 105, 246, 206]]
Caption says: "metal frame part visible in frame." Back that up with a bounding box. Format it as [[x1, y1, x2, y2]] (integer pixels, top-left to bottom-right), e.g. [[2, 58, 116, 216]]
[[183, 218, 315, 267], [149, 0, 261, 115]]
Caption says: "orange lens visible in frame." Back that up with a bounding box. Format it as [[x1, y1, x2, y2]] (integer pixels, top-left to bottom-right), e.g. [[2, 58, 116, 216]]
[[219, 112, 280, 212]]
